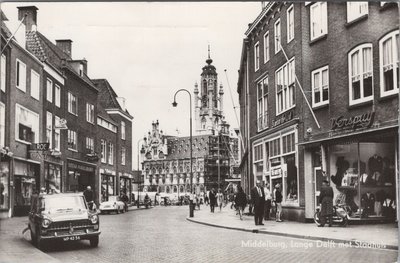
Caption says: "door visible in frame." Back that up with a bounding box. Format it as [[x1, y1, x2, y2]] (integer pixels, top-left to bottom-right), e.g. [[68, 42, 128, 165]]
[[314, 167, 323, 211]]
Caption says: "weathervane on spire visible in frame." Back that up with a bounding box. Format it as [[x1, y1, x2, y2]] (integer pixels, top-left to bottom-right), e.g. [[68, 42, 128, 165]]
[[206, 44, 213, 65], [208, 44, 211, 59]]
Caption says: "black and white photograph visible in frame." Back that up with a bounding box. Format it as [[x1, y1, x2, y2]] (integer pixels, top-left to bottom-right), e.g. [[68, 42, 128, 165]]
[[0, 1, 399, 263]]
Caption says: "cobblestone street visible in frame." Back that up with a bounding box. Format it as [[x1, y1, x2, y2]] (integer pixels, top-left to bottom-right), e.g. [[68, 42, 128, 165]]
[[4, 206, 395, 263]]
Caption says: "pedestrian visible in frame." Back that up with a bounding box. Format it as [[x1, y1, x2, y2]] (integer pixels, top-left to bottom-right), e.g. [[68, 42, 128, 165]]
[[83, 186, 94, 210], [234, 186, 247, 220], [216, 189, 224, 212], [247, 194, 253, 215], [264, 182, 272, 220], [204, 191, 209, 206], [273, 184, 283, 222], [209, 189, 216, 213], [120, 191, 129, 212], [251, 180, 265, 225], [319, 180, 334, 227]]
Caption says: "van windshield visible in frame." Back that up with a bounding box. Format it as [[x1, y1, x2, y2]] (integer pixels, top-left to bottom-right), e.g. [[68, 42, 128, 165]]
[[42, 196, 86, 211]]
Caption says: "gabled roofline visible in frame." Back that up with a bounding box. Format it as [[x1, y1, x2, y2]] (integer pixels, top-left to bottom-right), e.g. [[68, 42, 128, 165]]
[[245, 2, 275, 37]]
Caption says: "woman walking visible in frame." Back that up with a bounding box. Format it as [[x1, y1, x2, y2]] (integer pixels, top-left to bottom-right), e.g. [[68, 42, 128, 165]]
[[209, 189, 216, 213], [216, 189, 224, 212], [234, 186, 247, 220]]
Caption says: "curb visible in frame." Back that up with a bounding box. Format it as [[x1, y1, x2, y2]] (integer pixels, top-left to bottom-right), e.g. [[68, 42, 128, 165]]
[[186, 217, 398, 251]]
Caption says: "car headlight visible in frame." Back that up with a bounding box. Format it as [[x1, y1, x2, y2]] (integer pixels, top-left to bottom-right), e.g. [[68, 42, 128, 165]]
[[42, 218, 52, 228], [89, 214, 98, 224]]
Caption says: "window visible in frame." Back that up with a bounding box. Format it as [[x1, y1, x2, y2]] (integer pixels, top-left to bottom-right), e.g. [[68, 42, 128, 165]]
[[101, 140, 107, 163], [86, 137, 94, 152], [67, 130, 77, 150], [257, 77, 269, 131], [108, 142, 114, 165], [68, 92, 78, 115], [46, 78, 53, 103], [253, 143, 264, 183], [276, 58, 295, 114], [349, 44, 373, 105], [274, 19, 281, 53], [1, 55, 6, 92], [263, 32, 270, 63], [287, 5, 294, 43], [380, 30, 399, 97], [54, 116, 61, 151], [310, 2, 327, 41], [15, 104, 39, 144], [97, 117, 117, 133], [46, 112, 52, 148], [0, 103, 4, 147], [312, 66, 329, 107], [347, 2, 368, 23], [16, 59, 26, 92], [30, 70, 40, 100], [86, 103, 94, 123], [254, 42, 260, 71], [121, 121, 126, 140], [55, 85, 61, 107], [121, 147, 126, 165]]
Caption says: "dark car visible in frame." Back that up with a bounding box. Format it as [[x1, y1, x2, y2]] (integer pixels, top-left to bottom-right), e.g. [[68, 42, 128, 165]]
[[28, 192, 100, 250]]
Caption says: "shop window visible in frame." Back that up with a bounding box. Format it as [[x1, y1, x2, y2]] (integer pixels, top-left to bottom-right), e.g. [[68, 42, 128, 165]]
[[310, 2, 327, 41], [0, 162, 10, 209], [329, 142, 396, 219], [45, 164, 61, 193], [347, 2, 368, 23], [349, 44, 373, 105], [101, 175, 115, 202], [253, 143, 264, 182], [311, 65, 329, 107], [379, 30, 399, 97], [66, 170, 79, 192], [14, 161, 38, 210], [15, 104, 39, 144]]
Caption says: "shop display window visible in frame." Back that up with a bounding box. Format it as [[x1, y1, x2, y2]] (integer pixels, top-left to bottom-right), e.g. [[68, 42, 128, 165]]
[[329, 142, 396, 220], [101, 175, 115, 202], [66, 170, 79, 192], [0, 162, 9, 209], [14, 161, 39, 208], [45, 164, 61, 193]]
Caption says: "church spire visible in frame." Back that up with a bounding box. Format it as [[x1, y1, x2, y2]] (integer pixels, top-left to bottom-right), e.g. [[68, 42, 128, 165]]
[[206, 44, 213, 65]]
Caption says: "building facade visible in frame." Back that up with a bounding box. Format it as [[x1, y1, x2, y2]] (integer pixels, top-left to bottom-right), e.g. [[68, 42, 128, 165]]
[[0, 6, 134, 217], [238, 2, 398, 222]]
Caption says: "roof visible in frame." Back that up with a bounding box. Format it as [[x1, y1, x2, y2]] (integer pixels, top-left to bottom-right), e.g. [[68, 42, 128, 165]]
[[1, 20, 13, 40], [92, 79, 133, 119], [245, 2, 275, 37], [25, 30, 97, 90]]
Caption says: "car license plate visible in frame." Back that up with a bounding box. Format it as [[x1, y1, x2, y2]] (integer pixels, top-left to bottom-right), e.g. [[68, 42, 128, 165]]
[[63, 236, 81, 241]]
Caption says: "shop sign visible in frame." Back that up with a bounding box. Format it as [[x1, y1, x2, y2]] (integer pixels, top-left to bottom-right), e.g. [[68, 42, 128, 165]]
[[331, 112, 375, 130], [100, 168, 115, 175], [29, 143, 50, 151], [68, 162, 95, 173], [272, 110, 294, 128]]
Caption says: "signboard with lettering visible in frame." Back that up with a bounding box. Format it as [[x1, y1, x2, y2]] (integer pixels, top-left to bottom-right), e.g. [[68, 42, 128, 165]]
[[29, 143, 50, 151], [331, 112, 375, 130], [272, 110, 294, 128], [68, 162, 95, 173]]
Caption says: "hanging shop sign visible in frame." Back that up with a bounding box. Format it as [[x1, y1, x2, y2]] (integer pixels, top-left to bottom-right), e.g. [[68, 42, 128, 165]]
[[272, 110, 294, 128], [29, 143, 50, 151], [331, 111, 375, 130]]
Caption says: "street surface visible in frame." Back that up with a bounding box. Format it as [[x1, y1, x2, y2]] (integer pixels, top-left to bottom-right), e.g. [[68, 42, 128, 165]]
[[32, 206, 397, 263]]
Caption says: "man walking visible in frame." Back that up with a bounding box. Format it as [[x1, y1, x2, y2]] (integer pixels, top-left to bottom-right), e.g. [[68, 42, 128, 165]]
[[251, 180, 265, 225], [209, 188, 216, 213], [273, 184, 283, 222], [319, 180, 334, 227]]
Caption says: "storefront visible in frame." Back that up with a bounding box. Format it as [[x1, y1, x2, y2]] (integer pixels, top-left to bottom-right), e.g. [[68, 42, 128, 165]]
[[303, 127, 398, 223], [44, 162, 62, 194], [101, 168, 115, 202], [119, 173, 132, 203], [66, 159, 96, 193], [0, 156, 11, 218], [13, 159, 40, 216], [252, 124, 302, 221]]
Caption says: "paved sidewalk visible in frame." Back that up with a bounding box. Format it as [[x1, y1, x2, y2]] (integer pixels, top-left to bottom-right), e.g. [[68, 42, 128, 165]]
[[187, 205, 398, 250], [0, 217, 61, 263]]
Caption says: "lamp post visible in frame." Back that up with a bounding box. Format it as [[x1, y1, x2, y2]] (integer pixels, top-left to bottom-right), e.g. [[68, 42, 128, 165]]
[[137, 137, 146, 208], [172, 89, 193, 217]]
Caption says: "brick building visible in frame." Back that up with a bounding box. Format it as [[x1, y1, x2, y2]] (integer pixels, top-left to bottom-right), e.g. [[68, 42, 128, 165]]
[[238, 2, 398, 222]]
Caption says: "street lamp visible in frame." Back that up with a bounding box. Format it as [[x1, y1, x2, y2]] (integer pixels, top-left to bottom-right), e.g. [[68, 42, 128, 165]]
[[137, 137, 146, 208], [172, 89, 193, 217]]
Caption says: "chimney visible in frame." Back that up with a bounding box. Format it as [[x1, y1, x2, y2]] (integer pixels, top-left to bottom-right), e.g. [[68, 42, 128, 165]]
[[17, 6, 38, 31], [116, 97, 126, 111], [56, 39, 72, 57]]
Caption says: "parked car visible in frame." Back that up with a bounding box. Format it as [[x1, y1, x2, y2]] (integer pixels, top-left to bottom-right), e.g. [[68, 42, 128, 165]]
[[99, 196, 125, 214], [28, 192, 100, 250]]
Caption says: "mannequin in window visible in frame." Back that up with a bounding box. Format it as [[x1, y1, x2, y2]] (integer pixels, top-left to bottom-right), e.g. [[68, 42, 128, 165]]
[[331, 156, 349, 187], [382, 157, 395, 185], [367, 154, 383, 185]]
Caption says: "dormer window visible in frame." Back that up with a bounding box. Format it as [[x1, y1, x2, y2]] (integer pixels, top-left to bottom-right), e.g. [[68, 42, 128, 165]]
[[79, 64, 84, 76]]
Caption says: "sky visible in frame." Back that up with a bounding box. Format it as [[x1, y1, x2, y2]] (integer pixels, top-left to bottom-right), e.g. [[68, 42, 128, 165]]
[[1, 2, 261, 168]]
